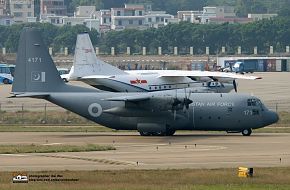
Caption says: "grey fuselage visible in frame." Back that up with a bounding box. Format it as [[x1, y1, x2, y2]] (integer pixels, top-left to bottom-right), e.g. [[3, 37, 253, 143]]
[[46, 90, 277, 132]]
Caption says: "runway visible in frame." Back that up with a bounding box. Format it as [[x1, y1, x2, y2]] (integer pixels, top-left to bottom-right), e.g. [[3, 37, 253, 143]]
[[0, 132, 289, 171]]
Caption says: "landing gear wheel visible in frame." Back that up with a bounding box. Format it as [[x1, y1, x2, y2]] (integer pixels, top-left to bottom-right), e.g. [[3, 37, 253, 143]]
[[242, 128, 252, 136], [165, 129, 176, 136], [3, 78, 9, 84], [139, 131, 150, 136]]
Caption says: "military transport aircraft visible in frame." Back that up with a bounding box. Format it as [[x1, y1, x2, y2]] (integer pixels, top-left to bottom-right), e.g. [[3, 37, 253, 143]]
[[61, 33, 261, 93], [11, 28, 278, 136]]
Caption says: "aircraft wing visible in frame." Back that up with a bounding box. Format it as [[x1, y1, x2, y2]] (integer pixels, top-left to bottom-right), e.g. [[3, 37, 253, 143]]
[[103, 93, 152, 102], [156, 70, 262, 80]]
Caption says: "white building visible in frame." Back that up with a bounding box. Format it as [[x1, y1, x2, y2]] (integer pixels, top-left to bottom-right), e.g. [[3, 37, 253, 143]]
[[97, 9, 111, 26], [9, 0, 35, 23], [248, 13, 277, 21], [42, 6, 100, 32], [45, 14, 64, 25], [62, 16, 99, 31], [199, 6, 236, 24], [75, 6, 96, 17], [0, 15, 14, 25], [177, 11, 202, 23], [0, 0, 6, 16], [216, 6, 235, 18], [95, 9, 111, 33], [164, 17, 179, 26], [111, 4, 146, 30], [145, 11, 174, 28]]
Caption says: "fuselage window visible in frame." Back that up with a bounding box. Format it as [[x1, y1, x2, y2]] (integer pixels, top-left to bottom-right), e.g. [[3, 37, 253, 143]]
[[155, 86, 157, 90], [169, 85, 171, 88]]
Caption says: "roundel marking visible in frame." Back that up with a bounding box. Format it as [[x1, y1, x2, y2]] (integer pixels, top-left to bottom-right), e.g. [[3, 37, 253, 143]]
[[88, 103, 103, 117]]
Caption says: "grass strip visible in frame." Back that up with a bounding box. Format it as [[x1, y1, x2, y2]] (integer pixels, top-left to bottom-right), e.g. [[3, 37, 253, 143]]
[[0, 168, 290, 189], [0, 143, 115, 154]]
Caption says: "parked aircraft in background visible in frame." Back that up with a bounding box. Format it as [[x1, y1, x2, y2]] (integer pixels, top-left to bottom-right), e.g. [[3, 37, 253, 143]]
[[61, 33, 261, 93], [11, 28, 278, 136]]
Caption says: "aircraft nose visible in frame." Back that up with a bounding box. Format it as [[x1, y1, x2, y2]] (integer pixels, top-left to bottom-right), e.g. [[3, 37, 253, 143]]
[[264, 111, 279, 125]]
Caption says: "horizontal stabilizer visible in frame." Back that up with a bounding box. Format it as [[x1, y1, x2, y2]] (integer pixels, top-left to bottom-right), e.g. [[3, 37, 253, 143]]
[[10, 93, 50, 98]]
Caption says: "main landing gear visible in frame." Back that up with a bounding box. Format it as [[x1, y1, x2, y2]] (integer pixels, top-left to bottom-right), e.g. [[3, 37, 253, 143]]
[[139, 129, 176, 136], [241, 128, 252, 136]]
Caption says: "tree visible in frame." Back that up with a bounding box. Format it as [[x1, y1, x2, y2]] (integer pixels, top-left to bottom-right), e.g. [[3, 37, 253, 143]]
[[278, 7, 290, 17]]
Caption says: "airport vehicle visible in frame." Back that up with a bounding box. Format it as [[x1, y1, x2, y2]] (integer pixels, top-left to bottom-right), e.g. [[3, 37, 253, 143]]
[[12, 175, 28, 183], [11, 28, 278, 136], [232, 61, 256, 73], [0, 63, 15, 84], [57, 67, 70, 82], [62, 33, 261, 93]]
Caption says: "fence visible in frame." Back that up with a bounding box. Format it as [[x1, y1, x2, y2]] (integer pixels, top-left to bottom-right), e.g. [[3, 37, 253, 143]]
[[0, 101, 289, 125]]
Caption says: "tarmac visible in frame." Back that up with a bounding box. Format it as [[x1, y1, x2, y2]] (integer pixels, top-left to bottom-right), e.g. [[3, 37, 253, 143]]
[[0, 132, 289, 171]]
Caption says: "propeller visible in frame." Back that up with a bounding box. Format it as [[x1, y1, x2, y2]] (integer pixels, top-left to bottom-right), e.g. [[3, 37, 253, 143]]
[[171, 90, 181, 120], [183, 88, 193, 111], [233, 79, 237, 93], [183, 89, 193, 118], [171, 89, 193, 120]]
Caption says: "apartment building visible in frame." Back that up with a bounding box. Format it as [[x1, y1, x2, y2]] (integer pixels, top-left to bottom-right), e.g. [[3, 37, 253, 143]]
[[96, 9, 111, 33], [43, 6, 100, 32], [199, 6, 236, 24], [111, 4, 146, 30], [177, 11, 202, 23], [0, 0, 6, 15], [40, 0, 66, 19], [75, 6, 96, 17], [145, 11, 174, 28], [9, 0, 35, 23]]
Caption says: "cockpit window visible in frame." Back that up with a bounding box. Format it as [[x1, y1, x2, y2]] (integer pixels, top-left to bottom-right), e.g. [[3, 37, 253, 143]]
[[247, 99, 257, 106], [256, 99, 265, 111]]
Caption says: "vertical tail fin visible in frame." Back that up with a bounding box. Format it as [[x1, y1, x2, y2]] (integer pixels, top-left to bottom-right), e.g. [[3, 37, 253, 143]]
[[69, 33, 127, 80], [12, 27, 65, 94]]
